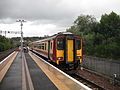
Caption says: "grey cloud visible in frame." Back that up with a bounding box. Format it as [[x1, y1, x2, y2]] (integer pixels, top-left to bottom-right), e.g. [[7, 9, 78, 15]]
[[0, 0, 120, 26], [0, 0, 77, 22]]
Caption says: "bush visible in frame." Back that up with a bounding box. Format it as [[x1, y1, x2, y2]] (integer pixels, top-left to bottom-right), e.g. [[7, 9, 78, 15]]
[[0, 42, 4, 52], [0, 35, 14, 52], [94, 43, 120, 59]]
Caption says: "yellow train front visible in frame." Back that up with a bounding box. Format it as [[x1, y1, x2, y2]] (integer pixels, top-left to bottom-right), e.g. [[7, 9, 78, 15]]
[[30, 32, 82, 69]]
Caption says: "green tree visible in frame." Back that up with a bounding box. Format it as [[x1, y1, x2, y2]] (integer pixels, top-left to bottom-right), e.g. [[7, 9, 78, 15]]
[[0, 35, 14, 52], [67, 12, 120, 59], [67, 15, 97, 36], [99, 12, 120, 44], [97, 11, 120, 59], [67, 15, 98, 55]]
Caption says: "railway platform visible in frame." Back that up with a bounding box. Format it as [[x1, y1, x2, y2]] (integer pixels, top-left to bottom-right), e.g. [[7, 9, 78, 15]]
[[24, 53, 57, 90], [0, 51, 91, 90], [0, 52, 22, 90], [0, 51, 57, 90]]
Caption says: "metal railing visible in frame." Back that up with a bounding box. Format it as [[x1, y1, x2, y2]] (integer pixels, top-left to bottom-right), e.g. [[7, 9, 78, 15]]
[[82, 56, 120, 85]]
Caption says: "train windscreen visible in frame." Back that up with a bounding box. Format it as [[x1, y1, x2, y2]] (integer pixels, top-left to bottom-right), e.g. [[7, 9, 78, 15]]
[[57, 38, 64, 50], [76, 40, 81, 50]]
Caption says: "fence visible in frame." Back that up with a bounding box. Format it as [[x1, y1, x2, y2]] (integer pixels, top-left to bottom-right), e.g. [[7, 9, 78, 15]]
[[82, 56, 120, 81]]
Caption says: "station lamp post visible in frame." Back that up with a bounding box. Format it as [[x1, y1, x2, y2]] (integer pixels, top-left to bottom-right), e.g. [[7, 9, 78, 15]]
[[16, 19, 26, 52]]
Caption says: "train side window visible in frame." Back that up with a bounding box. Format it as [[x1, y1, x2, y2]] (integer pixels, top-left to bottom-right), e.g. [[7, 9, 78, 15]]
[[42, 43, 44, 50], [39, 45, 41, 49], [57, 39, 64, 50], [45, 43, 46, 50], [39, 44, 41, 49], [51, 42, 52, 49], [76, 40, 81, 50]]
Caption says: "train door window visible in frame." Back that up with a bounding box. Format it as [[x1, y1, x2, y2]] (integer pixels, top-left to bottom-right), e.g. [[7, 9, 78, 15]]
[[51, 42, 52, 50], [40, 44, 41, 49], [39, 44, 41, 49], [45, 43, 46, 50], [57, 38, 64, 50], [76, 40, 81, 50], [39, 45, 41, 49], [42, 43, 44, 50]]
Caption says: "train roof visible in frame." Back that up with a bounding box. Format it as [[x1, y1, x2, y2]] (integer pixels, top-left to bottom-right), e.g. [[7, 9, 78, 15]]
[[31, 32, 75, 44]]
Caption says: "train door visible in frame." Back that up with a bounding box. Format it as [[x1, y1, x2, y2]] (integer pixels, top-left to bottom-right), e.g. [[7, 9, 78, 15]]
[[67, 40, 74, 62], [48, 41, 50, 60]]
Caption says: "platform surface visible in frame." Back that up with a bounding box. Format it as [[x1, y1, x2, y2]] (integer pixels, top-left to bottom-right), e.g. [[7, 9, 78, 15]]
[[25, 53, 58, 90], [0, 52, 22, 90], [0, 52, 58, 90]]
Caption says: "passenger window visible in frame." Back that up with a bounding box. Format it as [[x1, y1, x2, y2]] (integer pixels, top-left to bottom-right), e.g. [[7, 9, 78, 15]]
[[45, 43, 46, 50], [57, 39, 64, 50], [76, 40, 81, 50], [39, 44, 41, 49], [51, 42, 52, 49], [42, 43, 44, 50]]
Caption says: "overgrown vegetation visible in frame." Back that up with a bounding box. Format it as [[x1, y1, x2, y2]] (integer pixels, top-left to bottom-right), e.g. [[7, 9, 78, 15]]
[[67, 11, 120, 59], [0, 35, 14, 52], [0, 36, 44, 52]]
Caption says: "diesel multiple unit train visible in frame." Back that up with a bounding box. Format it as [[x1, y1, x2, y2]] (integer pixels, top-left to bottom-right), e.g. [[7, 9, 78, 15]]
[[29, 32, 83, 69]]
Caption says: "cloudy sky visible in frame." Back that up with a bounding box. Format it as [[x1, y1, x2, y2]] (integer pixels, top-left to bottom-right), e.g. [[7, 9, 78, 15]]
[[0, 0, 120, 37]]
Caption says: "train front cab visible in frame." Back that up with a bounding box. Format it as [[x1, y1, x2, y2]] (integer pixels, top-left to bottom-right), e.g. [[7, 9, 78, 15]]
[[56, 34, 82, 69]]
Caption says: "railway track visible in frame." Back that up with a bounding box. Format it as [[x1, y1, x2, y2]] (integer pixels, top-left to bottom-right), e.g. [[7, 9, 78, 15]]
[[1, 49, 119, 90], [0, 48, 17, 62], [2, 50, 119, 90], [67, 72, 104, 90], [29, 50, 120, 90], [31, 50, 104, 90]]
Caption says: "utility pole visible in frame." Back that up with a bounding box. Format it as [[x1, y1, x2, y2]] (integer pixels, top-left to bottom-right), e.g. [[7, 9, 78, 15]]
[[16, 19, 26, 53]]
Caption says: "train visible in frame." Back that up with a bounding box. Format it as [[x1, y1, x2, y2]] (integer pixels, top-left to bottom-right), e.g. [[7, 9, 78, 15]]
[[29, 32, 83, 69]]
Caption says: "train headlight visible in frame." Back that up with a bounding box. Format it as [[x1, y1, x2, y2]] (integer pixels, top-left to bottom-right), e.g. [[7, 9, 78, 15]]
[[57, 57, 63, 61], [77, 56, 81, 60]]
